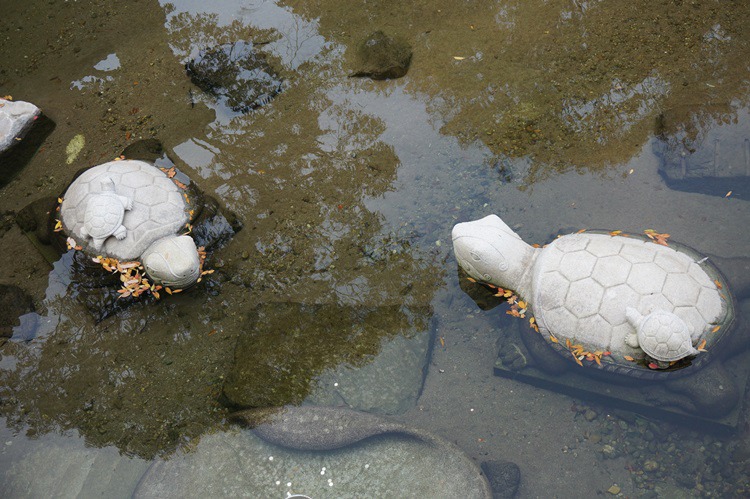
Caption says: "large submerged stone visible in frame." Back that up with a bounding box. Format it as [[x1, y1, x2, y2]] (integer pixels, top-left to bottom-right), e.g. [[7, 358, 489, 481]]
[[135, 406, 493, 498], [351, 31, 413, 80]]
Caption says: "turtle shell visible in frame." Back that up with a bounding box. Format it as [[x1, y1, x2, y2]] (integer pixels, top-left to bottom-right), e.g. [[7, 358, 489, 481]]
[[60, 160, 191, 261], [83, 192, 125, 239], [637, 310, 696, 362], [531, 231, 734, 378]]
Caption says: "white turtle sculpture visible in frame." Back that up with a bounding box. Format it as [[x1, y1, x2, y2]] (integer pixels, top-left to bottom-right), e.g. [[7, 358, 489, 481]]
[[60, 160, 202, 288], [79, 177, 133, 250], [452, 215, 732, 373]]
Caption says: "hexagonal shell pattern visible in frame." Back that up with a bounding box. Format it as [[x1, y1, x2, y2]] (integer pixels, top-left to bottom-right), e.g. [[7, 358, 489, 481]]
[[60, 160, 190, 260], [531, 233, 727, 353]]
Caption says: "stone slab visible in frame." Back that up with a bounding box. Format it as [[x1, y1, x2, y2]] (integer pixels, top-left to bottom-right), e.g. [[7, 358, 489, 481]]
[[494, 349, 750, 435]]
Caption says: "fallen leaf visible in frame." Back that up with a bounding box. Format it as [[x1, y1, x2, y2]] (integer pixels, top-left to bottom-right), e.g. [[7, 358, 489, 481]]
[[125, 131, 131, 140], [711, 325, 720, 333], [609, 230, 622, 236], [549, 335, 558, 343], [453, 56, 465, 60], [624, 355, 635, 361], [725, 191, 732, 198], [439, 336, 445, 347], [697, 339, 707, 351], [173, 178, 187, 190], [648, 362, 659, 369], [713, 280, 723, 289], [466, 277, 476, 283], [576, 228, 587, 234]]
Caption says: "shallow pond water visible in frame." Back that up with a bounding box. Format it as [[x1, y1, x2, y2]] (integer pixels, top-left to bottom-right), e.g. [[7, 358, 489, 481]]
[[1, 0, 749, 497]]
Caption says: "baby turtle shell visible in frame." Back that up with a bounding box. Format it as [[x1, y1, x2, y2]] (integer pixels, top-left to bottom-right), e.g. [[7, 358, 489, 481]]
[[626, 308, 699, 362], [61, 160, 191, 261]]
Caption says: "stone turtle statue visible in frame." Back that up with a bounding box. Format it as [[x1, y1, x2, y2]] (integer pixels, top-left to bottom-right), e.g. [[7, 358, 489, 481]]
[[452, 215, 736, 378], [60, 159, 201, 288]]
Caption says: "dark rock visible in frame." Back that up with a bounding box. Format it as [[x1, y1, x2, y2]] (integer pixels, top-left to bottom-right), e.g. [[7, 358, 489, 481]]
[[16, 196, 57, 244], [186, 41, 283, 113], [121, 138, 164, 164], [0, 284, 34, 338], [190, 195, 240, 250], [351, 31, 412, 80], [481, 460, 521, 498]]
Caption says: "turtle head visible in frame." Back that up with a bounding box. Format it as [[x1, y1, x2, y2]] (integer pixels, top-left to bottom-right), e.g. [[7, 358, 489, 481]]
[[452, 214, 536, 294], [142, 235, 201, 289]]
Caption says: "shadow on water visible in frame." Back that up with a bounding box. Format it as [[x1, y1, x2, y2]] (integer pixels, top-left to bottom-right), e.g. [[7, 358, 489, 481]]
[[0, 0, 749, 496]]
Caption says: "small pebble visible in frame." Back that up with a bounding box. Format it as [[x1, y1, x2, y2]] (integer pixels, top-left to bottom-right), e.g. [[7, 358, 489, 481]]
[[584, 409, 598, 422], [643, 460, 659, 472]]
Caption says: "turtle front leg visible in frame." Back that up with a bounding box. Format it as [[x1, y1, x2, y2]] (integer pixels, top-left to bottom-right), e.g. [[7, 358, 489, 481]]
[[113, 225, 127, 240], [496, 320, 571, 375]]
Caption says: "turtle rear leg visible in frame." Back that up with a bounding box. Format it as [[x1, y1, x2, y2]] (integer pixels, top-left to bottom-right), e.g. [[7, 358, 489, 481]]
[[113, 225, 127, 240], [117, 195, 133, 211]]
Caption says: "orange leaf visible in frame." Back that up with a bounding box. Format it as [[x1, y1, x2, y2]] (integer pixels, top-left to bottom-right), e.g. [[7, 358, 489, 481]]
[[713, 280, 723, 290], [624, 355, 635, 361], [549, 335, 558, 343], [697, 339, 707, 351], [711, 325, 720, 333]]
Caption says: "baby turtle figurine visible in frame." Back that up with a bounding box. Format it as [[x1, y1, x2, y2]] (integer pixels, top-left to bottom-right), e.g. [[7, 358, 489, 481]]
[[625, 308, 699, 367], [60, 159, 202, 288], [79, 177, 133, 250], [452, 215, 734, 378]]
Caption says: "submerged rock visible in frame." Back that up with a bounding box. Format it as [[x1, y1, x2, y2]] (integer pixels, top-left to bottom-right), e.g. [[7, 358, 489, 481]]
[[186, 41, 283, 113], [481, 460, 521, 499], [135, 406, 492, 498], [351, 31, 412, 80]]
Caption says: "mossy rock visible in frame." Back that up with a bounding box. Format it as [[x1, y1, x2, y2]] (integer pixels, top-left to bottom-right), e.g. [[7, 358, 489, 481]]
[[352, 31, 412, 80]]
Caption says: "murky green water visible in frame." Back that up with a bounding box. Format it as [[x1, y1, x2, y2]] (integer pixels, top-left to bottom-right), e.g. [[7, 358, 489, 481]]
[[1, 0, 749, 497]]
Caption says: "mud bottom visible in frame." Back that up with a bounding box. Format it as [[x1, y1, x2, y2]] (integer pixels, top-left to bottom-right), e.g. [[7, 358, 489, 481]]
[[494, 349, 750, 435]]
